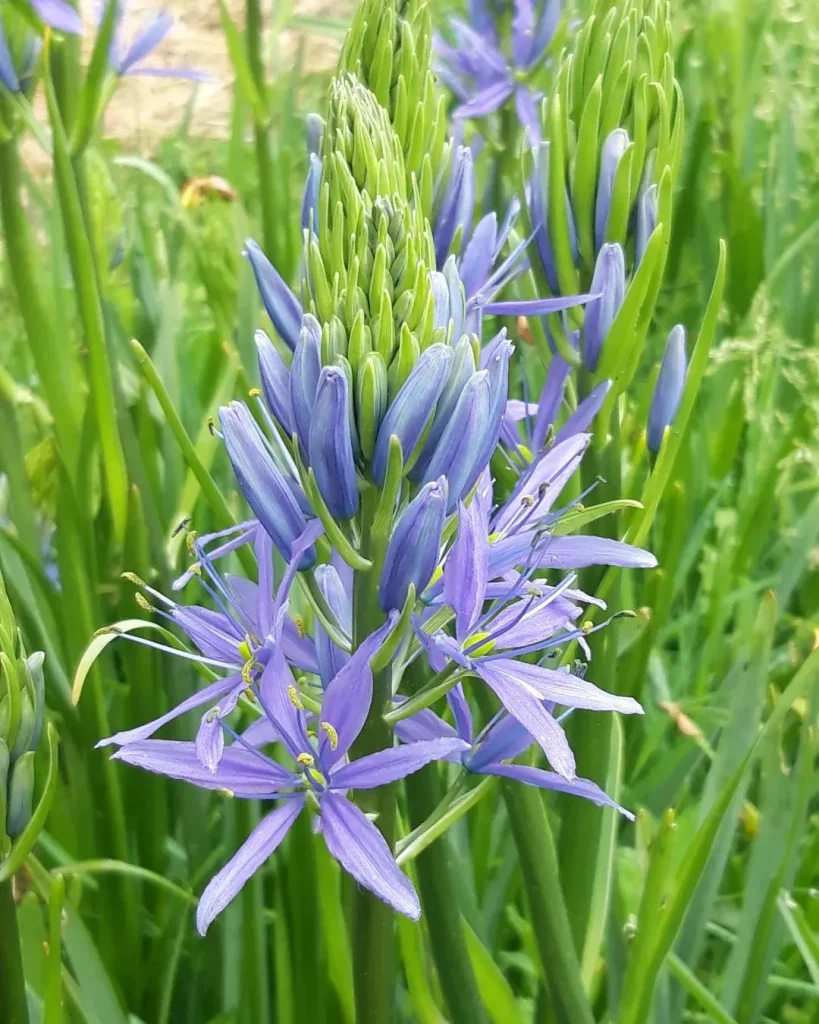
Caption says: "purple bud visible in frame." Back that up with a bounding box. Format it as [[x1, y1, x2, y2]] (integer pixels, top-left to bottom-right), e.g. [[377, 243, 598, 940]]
[[372, 344, 454, 483], [595, 129, 630, 252], [582, 243, 625, 371], [379, 479, 449, 611], [255, 330, 292, 433], [309, 367, 359, 521], [0, 21, 20, 92], [119, 11, 173, 74], [219, 403, 315, 567], [467, 334, 513, 489], [412, 335, 476, 479], [244, 239, 303, 352], [443, 256, 466, 341], [30, 0, 83, 35], [458, 213, 497, 301], [647, 325, 687, 454], [314, 565, 351, 689], [289, 315, 322, 453], [421, 371, 492, 510], [306, 113, 324, 156], [635, 183, 658, 267], [301, 154, 322, 233], [433, 146, 475, 266]]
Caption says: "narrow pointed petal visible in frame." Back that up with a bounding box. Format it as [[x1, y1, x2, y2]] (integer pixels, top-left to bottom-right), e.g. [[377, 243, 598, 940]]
[[489, 596, 580, 649], [301, 152, 322, 232], [244, 240, 303, 351], [445, 499, 489, 642], [458, 213, 497, 299], [555, 380, 612, 442], [309, 367, 359, 520], [380, 479, 448, 611], [447, 684, 474, 742], [467, 715, 531, 771], [30, 0, 82, 34], [494, 432, 590, 532], [242, 716, 280, 747], [481, 658, 643, 715], [258, 651, 312, 760], [466, 334, 513, 490], [512, 0, 536, 67], [412, 335, 476, 479], [97, 675, 240, 748], [318, 615, 395, 767], [393, 706, 458, 745], [480, 763, 634, 818], [119, 12, 173, 73], [454, 78, 515, 120], [320, 793, 420, 918], [636, 184, 658, 267], [531, 353, 571, 452], [331, 738, 469, 790], [112, 739, 298, 795], [197, 798, 305, 934], [434, 146, 475, 265], [172, 606, 242, 663], [489, 533, 658, 575], [514, 86, 541, 144], [220, 402, 314, 566], [196, 713, 224, 773], [475, 663, 576, 779], [255, 330, 292, 433], [647, 325, 687, 454]]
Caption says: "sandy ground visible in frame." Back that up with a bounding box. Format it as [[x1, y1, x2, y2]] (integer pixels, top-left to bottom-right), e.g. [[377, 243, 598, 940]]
[[82, 0, 347, 144]]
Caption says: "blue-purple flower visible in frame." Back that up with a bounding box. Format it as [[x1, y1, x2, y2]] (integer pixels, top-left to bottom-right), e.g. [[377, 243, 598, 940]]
[[647, 324, 687, 453], [110, 614, 466, 933], [436, 0, 560, 143], [107, 4, 210, 81]]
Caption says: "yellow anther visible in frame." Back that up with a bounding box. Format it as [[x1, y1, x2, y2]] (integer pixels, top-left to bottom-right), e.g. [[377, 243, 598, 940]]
[[582, 620, 594, 633], [216, 787, 235, 798], [187, 562, 203, 577], [521, 494, 535, 508], [320, 722, 339, 750], [296, 752, 316, 768], [244, 687, 257, 703], [135, 593, 153, 613], [249, 387, 262, 398], [241, 660, 255, 685], [205, 708, 219, 724], [121, 571, 146, 587], [287, 685, 304, 710], [186, 531, 198, 555], [293, 615, 306, 639]]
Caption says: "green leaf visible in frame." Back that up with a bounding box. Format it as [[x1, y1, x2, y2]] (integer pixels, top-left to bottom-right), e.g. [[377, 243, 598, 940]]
[[777, 891, 819, 989], [464, 920, 524, 1024], [70, 0, 119, 155], [553, 499, 643, 535], [217, 0, 268, 124], [665, 953, 738, 1024]]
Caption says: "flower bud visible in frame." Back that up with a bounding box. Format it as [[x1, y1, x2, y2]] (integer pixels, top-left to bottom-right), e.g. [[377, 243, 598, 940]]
[[420, 371, 491, 511], [290, 315, 322, 453], [531, 141, 578, 293], [647, 325, 687, 454], [255, 330, 293, 434], [244, 240, 303, 352], [635, 183, 658, 267], [372, 343, 453, 482], [595, 129, 630, 252], [301, 153, 322, 232], [314, 565, 351, 689], [6, 750, 35, 838], [220, 402, 316, 567], [582, 243, 626, 372], [306, 113, 324, 156], [356, 352, 389, 461], [309, 368, 359, 521], [433, 146, 475, 267], [379, 478, 448, 611], [412, 334, 477, 478], [0, 22, 21, 93]]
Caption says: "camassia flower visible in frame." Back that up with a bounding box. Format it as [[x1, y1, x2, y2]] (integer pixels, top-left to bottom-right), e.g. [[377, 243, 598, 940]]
[[106, 3, 210, 80], [435, 0, 560, 142], [395, 683, 634, 817], [110, 613, 467, 934]]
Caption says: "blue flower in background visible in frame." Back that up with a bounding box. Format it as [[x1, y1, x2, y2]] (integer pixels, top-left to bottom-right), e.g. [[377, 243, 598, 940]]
[[106, 3, 210, 80], [435, 0, 560, 143], [28, 0, 82, 35]]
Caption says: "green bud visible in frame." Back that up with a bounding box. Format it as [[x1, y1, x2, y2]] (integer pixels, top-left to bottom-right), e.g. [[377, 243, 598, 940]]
[[347, 310, 373, 371], [373, 289, 396, 364], [356, 352, 389, 460], [388, 323, 420, 400], [0, 739, 8, 848], [6, 749, 35, 838], [322, 317, 348, 365], [307, 237, 336, 322]]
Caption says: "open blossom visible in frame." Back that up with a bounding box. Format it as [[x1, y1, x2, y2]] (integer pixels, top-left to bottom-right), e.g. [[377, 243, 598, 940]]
[[109, 611, 466, 933], [435, 0, 561, 143]]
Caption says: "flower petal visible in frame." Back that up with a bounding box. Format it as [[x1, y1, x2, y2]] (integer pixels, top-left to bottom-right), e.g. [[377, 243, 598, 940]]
[[197, 798, 305, 934], [490, 533, 657, 576], [318, 614, 396, 767], [31, 0, 82, 34], [478, 658, 643, 715], [96, 675, 240, 748], [112, 739, 297, 795], [319, 792, 420, 919], [494, 433, 590, 533], [454, 78, 515, 120], [258, 651, 312, 760], [393, 705, 458, 745], [445, 499, 490, 643], [475, 664, 576, 778], [480, 763, 634, 818], [330, 738, 470, 790]]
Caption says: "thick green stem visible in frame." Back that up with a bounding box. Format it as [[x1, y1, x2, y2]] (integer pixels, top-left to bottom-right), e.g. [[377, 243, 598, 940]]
[[351, 489, 395, 1022], [502, 782, 596, 1024], [0, 879, 29, 1024], [405, 764, 488, 1024], [0, 141, 81, 471]]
